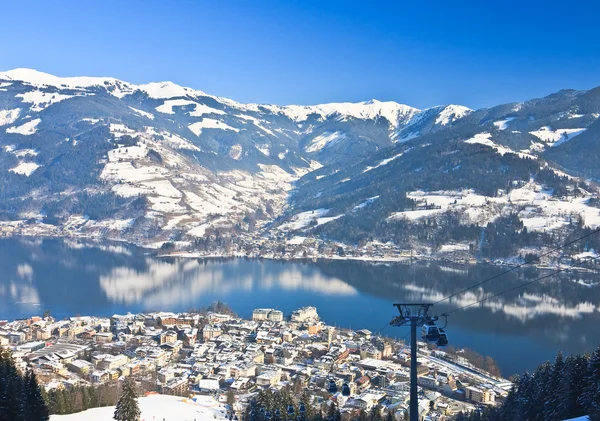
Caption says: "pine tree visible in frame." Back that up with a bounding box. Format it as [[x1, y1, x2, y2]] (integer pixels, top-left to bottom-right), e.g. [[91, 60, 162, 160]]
[[113, 378, 140, 421], [23, 371, 49, 421], [583, 345, 600, 421], [561, 354, 589, 419], [545, 352, 565, 421]]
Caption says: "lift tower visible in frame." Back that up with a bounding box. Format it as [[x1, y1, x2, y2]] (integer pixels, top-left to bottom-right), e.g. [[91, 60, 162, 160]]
[[390, 304, 437, 421]]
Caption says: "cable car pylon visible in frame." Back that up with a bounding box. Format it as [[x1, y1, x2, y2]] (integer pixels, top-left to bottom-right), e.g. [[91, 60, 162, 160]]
[[389, 303, 440, 421]]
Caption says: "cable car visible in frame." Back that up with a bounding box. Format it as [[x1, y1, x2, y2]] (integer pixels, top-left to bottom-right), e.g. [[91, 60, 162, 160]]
[[436, 329, 448, 347], [341, 383, 351, 396], [421, 321, 440, 343]]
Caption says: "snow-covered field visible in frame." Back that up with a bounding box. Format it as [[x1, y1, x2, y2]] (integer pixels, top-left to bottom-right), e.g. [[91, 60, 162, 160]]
[[278, 208, 343, 231], [6, 118, 41, 135], [387, 184, 600, 230], [50, 394, 226, 421]]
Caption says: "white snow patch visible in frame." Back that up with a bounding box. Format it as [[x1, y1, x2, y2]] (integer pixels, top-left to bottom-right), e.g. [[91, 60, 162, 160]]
[[229, 144, 243, 160], [188, 119, 239, 136], [280, 100, 419, 128], [353, 196, 380, 210], [10, 162, 40, 176], [464, 132, 534, 158], [6, 118, 41, 135], [493, 117, 515, 130], [256, 144, 270, 156], [13, 148, 38, 157], [363, 152, 405, 173], [156, 99, 225, 117], [128, 106, 154, 119], [235, 114, 276, 136], [81, 118, 101, 124], [187, 223, 210, 237], [287, 236, 307, 245], [278, 209, 330, 230], [50, 394, 225, 421], [434, 105, 473, 126], [0, 108, 21, 126], [529, 126, 586, 145], [306, 131, 346, 153], [16, 91, 75, 112]]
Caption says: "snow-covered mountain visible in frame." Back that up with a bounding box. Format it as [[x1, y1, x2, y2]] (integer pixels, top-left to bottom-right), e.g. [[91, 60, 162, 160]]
[[0, 68, 599, 257]]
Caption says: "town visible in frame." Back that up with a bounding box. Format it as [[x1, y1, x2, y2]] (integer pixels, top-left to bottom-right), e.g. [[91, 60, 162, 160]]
[[0, 306, 513, 420]]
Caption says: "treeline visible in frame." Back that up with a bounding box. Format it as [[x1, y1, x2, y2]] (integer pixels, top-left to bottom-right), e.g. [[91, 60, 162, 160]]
[[457, 344, 600, 421], [0, 348, 48, 421], [248, 388, 403, 421], [41, 383, 120, 415]]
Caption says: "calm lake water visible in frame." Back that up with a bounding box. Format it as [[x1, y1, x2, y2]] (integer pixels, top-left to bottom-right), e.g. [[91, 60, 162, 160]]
[[1, 237, 599, 376]]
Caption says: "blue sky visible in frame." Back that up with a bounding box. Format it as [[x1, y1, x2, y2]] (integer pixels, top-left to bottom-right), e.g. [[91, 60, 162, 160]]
[[1, 0, 598, 109]]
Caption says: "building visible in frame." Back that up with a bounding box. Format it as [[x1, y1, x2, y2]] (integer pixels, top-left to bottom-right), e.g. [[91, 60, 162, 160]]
[[291, 307, 319, 323], [252, 309, 284, 323], [94, 332, 113, 344], [160, 330, 178, 344], [163, 377, 189, 396], [203, 325, 222, 341], [256, 370, 281, 387], [198, 378, 220, 394], [207, 313, 231, 323], [465, 386, 495, 404]]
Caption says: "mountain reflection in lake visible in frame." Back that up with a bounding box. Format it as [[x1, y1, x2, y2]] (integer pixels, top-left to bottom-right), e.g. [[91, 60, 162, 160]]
[[1, 238, 599, 376]]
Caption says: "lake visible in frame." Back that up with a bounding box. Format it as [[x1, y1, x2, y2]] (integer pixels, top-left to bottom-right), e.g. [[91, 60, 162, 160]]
[[1, 237, 599, 376]]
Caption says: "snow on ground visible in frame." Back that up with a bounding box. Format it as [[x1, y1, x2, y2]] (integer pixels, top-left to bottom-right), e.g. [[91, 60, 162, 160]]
[[50, 394, 226, 421], [128, 106, 155, 119], [16, 91, 76, 112], [156, 99, 225, 117], [464, 132, 535, 159], [305, 131, 346, 153], [438, 243, 470, 253], [12, 148, 38, 157], [493, 117, 515, 130], [387, 184, 600, 231], [187, 223, 211, 237], [278, 209, 330, 230], [529, 126, 586, 146], [10, 162, 40, 176], [143, 127, 200, 151], [279, 100, 419, 127], [189, 119, 239, 136], [353, 196, 380, 211], [363, 152, 405, 173], [81, 118, 101, 124], [235, 114, 276, 136], [109, 123, 137, 138], [278, 209, 344, 231], [0, 108, 21, 126], [287, 235, 307, 245], [229, 144, 243, 160], [6, 118, 41, 135], [434, 105, 473, 126], [107, 144, 148, 161], [256, 144, 270, 156]]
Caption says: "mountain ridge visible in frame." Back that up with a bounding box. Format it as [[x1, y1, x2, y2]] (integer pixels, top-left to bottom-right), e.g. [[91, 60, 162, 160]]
[[1, 68, 599, 261]]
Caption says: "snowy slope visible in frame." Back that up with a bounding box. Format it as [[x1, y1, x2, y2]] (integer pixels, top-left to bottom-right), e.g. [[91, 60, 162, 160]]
[[50, 394, 226, 421]]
